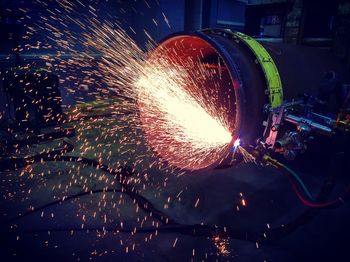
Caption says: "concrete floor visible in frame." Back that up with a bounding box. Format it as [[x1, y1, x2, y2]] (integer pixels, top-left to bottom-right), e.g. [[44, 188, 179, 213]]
[[1, 110, 350, 261]]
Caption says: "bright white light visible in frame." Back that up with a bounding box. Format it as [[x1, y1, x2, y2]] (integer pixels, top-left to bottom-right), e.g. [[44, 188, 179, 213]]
[[135, 59, 232, 169], [136, 65, 232, 147], [233, 138, 240, 148]]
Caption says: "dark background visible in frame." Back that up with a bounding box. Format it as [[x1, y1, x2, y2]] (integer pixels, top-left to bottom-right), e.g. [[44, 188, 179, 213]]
[[1, 0, 350, 66], [1, 0, 350, 105], [1, 1, 350, 261]]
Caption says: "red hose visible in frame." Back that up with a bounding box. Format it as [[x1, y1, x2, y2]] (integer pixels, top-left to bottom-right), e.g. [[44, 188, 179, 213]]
[[279, 164, 350, 208]]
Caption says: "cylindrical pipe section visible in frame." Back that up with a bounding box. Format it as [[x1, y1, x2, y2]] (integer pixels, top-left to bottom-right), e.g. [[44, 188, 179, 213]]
[[140, 30, 350, 170]]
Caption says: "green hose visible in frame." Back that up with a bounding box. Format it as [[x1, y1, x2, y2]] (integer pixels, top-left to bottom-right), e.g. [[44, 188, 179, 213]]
[[279, 163, 315, 201]]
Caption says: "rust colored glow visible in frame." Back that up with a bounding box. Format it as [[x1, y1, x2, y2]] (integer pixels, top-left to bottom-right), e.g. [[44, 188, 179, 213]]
[[137, 35, 239, 170]]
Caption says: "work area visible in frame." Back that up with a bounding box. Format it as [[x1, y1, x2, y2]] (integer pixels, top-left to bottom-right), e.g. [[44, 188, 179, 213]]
[[1, 0, 350, 261]]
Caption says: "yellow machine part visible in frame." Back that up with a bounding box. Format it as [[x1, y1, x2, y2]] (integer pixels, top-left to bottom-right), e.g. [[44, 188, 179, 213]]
[[232, 31, 283, 108], [202, 29, 284, 109]]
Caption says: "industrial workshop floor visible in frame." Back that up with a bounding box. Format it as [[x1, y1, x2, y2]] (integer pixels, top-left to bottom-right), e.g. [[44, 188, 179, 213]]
[[1, 104, 349, 262]]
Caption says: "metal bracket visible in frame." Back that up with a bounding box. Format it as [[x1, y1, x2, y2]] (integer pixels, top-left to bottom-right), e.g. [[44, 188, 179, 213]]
[[264, 106, 284, 148]]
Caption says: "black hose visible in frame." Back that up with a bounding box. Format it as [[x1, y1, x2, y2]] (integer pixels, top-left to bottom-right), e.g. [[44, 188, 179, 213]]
[[259, 152, 344, 242], [6, 189, 121, 224], [0, 140, 251, 241], [1, 139, 175, 226], [1, 139, 345, 244]]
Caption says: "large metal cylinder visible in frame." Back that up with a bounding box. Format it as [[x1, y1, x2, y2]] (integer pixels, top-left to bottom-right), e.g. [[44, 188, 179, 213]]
[[140, 29, 349, 170]]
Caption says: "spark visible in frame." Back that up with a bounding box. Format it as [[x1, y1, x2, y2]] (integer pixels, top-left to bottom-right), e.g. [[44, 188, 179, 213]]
[[15, 2, 236, 170], [238, 146, 256, 163], [230, 138, 242, 164], [233, 138, 240, 148], [212, 235, 230, 257], [194, 197, 200, 208], [172, 237, 178, 247], [137, 66, 231, 147], [1, 0, 239, 257], [136, 59, 232, 170]]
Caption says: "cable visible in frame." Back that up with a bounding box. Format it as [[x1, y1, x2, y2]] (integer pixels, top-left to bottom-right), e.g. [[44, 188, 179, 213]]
[[3, 151, 346, 243], [1, 140, 347, 244], [0, 140, 253, 241], [282, 169, 349, 208], [4, 223, 256, 241], [255, 152, 343, 242], [264, 155, 349, 209], [1, 140, 176, 226], [278, 162, 315, 201], [6, 188, 173, 226], [6, 189, 121, 224], [4, 187, 252, 241]]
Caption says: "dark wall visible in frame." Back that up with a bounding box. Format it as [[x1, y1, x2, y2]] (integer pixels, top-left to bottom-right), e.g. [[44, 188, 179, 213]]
[[0, 0, 185, 105], [202, 0, 247, 31], [0, 0, 251, 64], [0, 0, 184, 59], [131, 0, 184, 46], [1, 0, 349, 107], [303, 0, 338, 38], [245, 2, 292, 37]]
